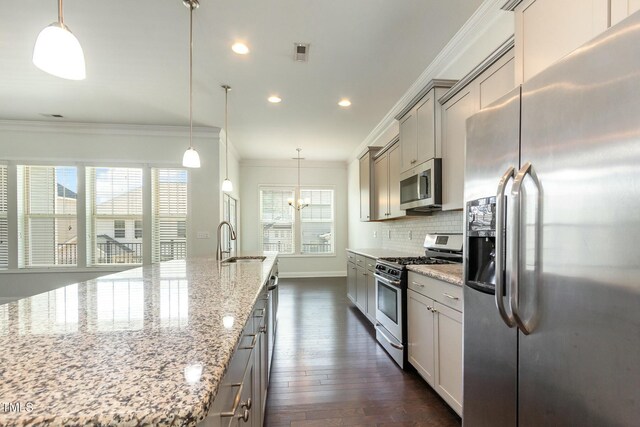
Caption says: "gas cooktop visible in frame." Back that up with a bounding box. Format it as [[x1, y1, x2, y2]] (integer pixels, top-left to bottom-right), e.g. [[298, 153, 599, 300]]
[[378, 257, 455, 266]]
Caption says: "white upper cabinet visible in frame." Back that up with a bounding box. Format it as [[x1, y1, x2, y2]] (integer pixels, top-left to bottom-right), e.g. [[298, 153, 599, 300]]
[[358, 147, 381, 222], [373, 140, 405, 221], [438, 41, 515, 211], [397, 80, 455, 175], [506, 0, 609, 84], [611, 0, 640, 25]]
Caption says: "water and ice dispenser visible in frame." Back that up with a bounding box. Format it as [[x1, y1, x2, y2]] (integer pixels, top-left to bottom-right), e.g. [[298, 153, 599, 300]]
[[466, 197, 498, 294]]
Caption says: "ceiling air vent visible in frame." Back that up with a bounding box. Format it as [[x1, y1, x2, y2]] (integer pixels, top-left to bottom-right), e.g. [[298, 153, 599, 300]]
[[294, 43, 310, 62]]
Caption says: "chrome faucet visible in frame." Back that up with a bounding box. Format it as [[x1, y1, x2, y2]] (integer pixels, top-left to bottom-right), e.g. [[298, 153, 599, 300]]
[[216, 221, 237, 261]]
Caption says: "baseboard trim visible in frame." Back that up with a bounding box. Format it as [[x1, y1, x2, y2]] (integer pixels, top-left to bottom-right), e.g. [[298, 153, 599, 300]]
[[279, 271, 347, 279]]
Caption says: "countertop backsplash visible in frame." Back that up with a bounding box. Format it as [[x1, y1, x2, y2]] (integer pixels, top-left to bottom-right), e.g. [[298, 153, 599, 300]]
[[380, 210, 463, 253]]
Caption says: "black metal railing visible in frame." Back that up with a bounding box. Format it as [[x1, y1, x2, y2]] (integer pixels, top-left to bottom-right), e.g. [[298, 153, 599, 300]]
[[302, 243, 332, 253], [97, 242, 143, 264], [57, 243, 78, 265], [159, 240, 187, 261], [262, 242, 332, 253]]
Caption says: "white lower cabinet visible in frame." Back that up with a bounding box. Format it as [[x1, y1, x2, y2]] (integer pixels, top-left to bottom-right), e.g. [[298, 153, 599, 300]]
[[433, 301, 463, 415], [346, 252, 377, 324], [407, 290, 436, 386], [407, 272, 463, 416]]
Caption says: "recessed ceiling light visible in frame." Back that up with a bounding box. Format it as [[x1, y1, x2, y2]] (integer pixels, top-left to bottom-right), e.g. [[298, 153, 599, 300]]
[[231, 42, 249, 55], [338, 99, 351, 107], [268, 95, 282, 104]]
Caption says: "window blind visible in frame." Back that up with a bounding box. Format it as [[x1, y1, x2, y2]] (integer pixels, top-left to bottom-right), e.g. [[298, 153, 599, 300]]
[[300, 189, 334, 254], [19, 166, 78, 267], [0, 166, 7, 268], [152, 168, 188, 263], [88, 167, 143, 265], [260, 188, 295, 254]]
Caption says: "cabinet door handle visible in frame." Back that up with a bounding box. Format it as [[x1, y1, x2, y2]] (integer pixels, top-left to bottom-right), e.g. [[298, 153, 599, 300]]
[[443, 293, 459, 301], [237, 408, 250, 422], [241, 398, 252, 410]]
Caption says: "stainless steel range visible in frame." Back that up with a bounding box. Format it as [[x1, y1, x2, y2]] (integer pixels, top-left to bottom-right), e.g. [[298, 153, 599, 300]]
[[374, 233, 463, 368]]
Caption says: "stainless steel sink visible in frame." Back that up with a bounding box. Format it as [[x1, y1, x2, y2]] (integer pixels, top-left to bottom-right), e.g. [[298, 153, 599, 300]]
[[222, 256, 266, 264]]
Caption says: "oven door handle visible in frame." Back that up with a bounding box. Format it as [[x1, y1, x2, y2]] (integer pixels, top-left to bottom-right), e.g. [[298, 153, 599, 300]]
[[375, 324, 404, 350], [374, 273, 401, 287]]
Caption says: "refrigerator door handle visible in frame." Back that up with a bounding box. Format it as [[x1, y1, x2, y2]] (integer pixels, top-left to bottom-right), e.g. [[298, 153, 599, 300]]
[[510, 161, 541, 335], [496, 166, 516, 327]]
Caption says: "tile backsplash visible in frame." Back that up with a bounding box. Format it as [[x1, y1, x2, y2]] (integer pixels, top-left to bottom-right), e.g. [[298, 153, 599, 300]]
[[380, 211, 463, 254]]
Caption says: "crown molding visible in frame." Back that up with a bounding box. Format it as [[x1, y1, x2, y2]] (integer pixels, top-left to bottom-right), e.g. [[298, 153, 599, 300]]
[[348, 0, 510, 162], [501, 0, 523, 11], [0, 120, 220, 139], [394, 79, 457, 120], [439, 36, 515, 105]]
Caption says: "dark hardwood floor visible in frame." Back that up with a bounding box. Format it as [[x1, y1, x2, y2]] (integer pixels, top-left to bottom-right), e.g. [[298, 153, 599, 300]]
[[264, 277, 462, 427]]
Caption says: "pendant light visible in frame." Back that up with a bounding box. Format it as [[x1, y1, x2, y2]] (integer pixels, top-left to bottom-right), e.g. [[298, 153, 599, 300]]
[[182, 0, 201, 168], [288, 148, 309, 211], [221, 85, 233, 192], [33, 0, 86, 80]]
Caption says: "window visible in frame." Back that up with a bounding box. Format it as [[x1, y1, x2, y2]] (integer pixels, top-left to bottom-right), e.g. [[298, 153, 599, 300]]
[[300, 189, 334, 254], [18, 166, 78, 267], [88, 167, 143, 265], [134, 220, 142, 239], [152, 168, 188, 262], [114, 220, 126, 238], [259, 187, 335, 255], [0, 165, 7, 269], [260, 188, 295, 254]]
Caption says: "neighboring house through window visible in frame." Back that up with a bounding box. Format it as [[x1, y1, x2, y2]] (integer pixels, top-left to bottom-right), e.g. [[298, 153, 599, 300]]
[[152, 168, 188, 262], [87, 167, 143, 265], [260, 187, 295, 254], [17, 166, 78, 267]]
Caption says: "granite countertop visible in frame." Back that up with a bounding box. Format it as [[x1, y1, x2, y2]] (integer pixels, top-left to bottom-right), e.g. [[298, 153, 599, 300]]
[[0, 253, 278, 427], [407, 263, 464, 286], [346, 248, 423, 259]]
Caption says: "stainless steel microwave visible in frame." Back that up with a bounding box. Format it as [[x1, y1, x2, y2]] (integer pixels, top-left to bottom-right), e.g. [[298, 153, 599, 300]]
[[399, 158, 442, 212]]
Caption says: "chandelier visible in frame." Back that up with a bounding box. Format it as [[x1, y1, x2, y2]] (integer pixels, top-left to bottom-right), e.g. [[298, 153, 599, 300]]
[[288, 148, 309, 211]]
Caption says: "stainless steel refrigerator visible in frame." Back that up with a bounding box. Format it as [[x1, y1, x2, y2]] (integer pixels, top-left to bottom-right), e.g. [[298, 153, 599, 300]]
[[462, 12, 640, 427]]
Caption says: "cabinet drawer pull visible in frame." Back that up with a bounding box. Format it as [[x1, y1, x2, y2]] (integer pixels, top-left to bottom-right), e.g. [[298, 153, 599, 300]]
[[238, 408, 250, 422], [443, 293, 459, 301], [411, 281, 425, 288], [367, 263, 374, 268]]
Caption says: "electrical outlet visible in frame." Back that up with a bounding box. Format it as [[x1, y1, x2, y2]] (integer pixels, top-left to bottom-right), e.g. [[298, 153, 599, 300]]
[[408, 230, 412, 240], [373, 231, 377, 238], [387, 230, 391, 239], [197, 231, 210, 239]]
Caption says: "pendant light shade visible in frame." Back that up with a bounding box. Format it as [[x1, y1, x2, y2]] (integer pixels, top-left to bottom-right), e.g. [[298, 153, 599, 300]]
[[221, 179, 233, 192], [33, 1, 86, 80], [182, 147, 201, 168], [182, 0, 201, 168], [221, 85, 233, 192]]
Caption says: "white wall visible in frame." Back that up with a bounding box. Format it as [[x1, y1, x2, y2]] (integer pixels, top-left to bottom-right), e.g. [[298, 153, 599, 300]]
[[240, 159, 348, 278], [0, 120, 224, 296]]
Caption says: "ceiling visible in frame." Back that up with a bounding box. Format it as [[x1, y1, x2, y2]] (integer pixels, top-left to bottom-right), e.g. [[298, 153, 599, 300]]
[[0, 0, 483, 161]]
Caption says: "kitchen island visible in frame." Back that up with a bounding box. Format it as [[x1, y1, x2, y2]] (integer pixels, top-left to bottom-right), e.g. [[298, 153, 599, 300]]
[[0, 253, 278, 427]]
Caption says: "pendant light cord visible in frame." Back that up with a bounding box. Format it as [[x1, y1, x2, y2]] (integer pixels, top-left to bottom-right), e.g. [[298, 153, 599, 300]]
[[225, 87, 229, 179], [58, 0, 64, 24], [188, 1, 194, 150]]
